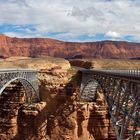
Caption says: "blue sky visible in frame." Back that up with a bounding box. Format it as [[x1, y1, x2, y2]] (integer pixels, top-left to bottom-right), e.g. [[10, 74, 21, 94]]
[[0, 0, 140, 42]]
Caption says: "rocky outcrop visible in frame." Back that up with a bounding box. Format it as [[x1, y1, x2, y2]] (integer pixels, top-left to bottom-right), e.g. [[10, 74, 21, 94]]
[[0, 34, 140, 59], [38, 68, 116, 140], [0, 56, 71, 70], [70, 59, 140, 69], [0, 57, 116, 140], [2, 56, 140, 139]]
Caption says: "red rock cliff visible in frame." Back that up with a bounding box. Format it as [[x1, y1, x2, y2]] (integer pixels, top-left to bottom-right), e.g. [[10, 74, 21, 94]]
[[0, 34, 140, 59]]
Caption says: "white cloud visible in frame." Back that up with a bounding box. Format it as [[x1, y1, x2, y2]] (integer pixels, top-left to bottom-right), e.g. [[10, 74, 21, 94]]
[[106, 31, 120, 38], [4, 32, 20, 38], [4, 32, 43, 38], [0, 0, 140, 41]]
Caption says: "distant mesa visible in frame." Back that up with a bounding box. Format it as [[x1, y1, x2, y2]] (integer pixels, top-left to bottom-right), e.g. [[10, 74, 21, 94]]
[[0, 34, 140, 59]]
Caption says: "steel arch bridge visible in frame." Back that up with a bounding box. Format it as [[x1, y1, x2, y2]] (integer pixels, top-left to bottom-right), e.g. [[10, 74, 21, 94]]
[[80, 69, 140, 140], [0, 69, 39, 103]]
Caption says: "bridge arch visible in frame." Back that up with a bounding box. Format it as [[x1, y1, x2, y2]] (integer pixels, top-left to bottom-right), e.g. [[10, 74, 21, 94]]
[[0, 77, 38, 103], [0, 69, 39, 103], [81, 79, 102, 102], [0, 69, 40, 139]]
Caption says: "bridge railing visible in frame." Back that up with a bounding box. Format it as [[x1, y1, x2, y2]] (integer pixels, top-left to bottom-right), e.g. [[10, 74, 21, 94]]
[[87, 69, 140, 79], [0, 69, 38, 72]]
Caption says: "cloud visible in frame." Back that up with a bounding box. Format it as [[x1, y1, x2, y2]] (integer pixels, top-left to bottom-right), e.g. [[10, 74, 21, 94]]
[[106, 31, 120, 38], [0, 0, 140, 42], [3, 0, 28, 6], [68, 6, 104, 21], [4, 32, 20, 38]]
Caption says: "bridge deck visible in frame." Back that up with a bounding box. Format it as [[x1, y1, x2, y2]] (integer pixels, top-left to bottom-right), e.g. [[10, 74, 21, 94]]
[[81, 69, 140, 81]]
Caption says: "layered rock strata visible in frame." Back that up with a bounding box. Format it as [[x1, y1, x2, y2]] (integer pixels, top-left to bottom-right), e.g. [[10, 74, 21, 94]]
[[0, 34, 140, 59]]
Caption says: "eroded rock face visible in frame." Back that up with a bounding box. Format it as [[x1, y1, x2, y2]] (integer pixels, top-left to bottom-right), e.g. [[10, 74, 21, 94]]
[[0, 86, 48, 140], [17, 102, 48, 140], [0, 34, 140, 59], [0, 57, 116, 140], [38, 67, 116, 140]]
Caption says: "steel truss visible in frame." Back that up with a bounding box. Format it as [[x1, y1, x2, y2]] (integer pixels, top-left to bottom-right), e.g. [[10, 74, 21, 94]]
[[81, 70, 140, 140], [0, 69, 39, 103]]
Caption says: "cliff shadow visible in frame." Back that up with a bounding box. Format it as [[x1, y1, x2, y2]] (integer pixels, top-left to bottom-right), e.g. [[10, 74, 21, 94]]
[[42, 70, 82, 138]]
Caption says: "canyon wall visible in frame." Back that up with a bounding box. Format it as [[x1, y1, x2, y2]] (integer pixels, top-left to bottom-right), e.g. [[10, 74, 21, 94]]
[[0, 58, 116, 140], [0, 34, 140, 59], [1, 57, 140, 140], [37, 68, 116, 140]]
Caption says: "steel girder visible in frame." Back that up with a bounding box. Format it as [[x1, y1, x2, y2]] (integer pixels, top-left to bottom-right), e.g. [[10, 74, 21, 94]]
[[81, 71, 140, 140], [0, 69, 39, 103]]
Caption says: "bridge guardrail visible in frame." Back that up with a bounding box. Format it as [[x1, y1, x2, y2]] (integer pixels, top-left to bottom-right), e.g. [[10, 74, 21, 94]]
[[83, 69, 140, 79]]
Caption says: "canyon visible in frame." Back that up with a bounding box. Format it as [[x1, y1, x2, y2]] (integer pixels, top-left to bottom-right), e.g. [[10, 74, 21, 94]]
[[0, 34, 140, 140], [0, 34, 140, 59], [0, 57, 140, 140], [0, 57, 117, 140]]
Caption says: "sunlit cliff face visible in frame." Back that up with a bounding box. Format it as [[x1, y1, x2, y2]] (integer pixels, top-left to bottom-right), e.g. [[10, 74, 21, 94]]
[[0, 35, 140, 59]]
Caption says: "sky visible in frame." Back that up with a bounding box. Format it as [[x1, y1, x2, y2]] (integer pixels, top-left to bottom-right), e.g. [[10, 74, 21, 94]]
[[0, 0, 140, 42]]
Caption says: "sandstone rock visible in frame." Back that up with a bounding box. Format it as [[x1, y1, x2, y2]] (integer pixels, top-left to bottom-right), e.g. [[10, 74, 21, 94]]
[[0, 56, 116, 140], [0, 34, 140, 59], [0, 56, 71, 71], [0, 134, 8, 140], [22, 110, 39, 116], [36, 101, 47, 112]]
